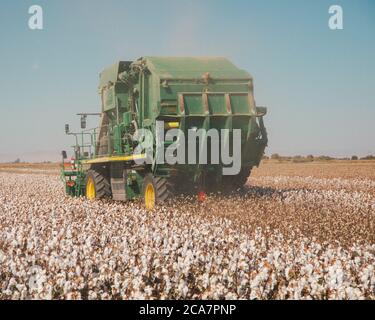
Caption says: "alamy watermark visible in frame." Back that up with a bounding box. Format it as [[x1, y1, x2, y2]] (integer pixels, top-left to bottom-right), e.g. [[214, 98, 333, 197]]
[[132, 121, 242, 176], [329, 5, 344, 30], [28, 5, 43, 30]]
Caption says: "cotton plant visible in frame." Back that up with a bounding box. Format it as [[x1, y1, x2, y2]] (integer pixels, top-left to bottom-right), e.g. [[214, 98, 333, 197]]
[[0, 172, 374, 300]]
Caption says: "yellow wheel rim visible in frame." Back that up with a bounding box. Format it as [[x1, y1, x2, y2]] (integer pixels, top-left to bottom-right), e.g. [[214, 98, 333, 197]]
[[86, 176, 96, 200], [144, 183, 155, 210]]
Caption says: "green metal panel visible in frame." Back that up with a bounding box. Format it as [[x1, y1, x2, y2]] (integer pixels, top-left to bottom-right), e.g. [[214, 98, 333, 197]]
[[99, 61, 131, 89], [230, 93, 251, 114], [123, 111, 132, 126], [144, 57, 252, 80], [183, 94, 204, 115], [160, 83, 251, 100], [115, 83, 129, 110], [208, 94, 226, 114], [103, 86, 115, 111]]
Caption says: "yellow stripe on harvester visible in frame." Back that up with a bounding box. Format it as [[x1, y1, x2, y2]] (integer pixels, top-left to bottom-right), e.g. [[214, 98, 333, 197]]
[[81, 154, 147, 164], [165, 122, 179, 129]]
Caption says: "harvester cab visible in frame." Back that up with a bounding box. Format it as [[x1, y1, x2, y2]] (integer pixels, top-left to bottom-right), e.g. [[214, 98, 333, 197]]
[[61, 57, 268, 209]]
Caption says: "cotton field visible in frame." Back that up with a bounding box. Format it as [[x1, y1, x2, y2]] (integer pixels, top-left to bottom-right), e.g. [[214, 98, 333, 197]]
[[0, 161, 374, 300]]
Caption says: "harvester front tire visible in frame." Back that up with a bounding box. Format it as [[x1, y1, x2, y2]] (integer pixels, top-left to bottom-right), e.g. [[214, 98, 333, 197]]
[[85, 169, 112, 200], [142, 173, 173, 210]]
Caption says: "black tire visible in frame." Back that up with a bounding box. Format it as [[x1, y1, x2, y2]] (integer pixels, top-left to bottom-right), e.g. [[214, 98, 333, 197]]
[[85, 169, 112, 199], [205, 171, 222, 193], [142, 173, 173, 209], [221, 166, 252, 191]]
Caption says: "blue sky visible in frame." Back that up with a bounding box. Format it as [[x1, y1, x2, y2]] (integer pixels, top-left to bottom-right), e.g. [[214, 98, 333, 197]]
[[0, 0, 374, 161]]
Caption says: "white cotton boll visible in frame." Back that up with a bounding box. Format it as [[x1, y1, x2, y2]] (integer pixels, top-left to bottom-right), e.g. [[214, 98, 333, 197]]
[[225, 292, 238, 300], [163, 275, 171, 293], [210, 275, 218, 287], [16, 283, 26, 292], [42, 284, 53, 300], [8, 277, 17, 288], [88, 290, 98, 300], [153, 258, 160, 267], [12, 291, 21, 299], [249, 287, 261, 300], [133, 266, 140, 276], [63, 281, 72, 295], [140, 254, 147, 264], [336, 268, 344, 286], [144, 286, 153, 296], [100, 292, 110, 300], [239, 242, 248, 254], [222, 268, 228, 278], [238, 260, 248, 271], [201, 273, 209, 289], [75, 265, 82, 276], [302, 264, 314, 276], [239, 277, 249, 289]]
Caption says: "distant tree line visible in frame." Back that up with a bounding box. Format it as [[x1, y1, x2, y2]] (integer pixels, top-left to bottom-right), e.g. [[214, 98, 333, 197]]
[[356, 155, 375, 160], [262, 154, 375, 162], [8, 159, 52, 164]]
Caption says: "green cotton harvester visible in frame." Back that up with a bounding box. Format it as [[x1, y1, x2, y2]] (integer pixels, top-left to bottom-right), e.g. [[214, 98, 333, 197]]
[[61, 57, 268, 209]]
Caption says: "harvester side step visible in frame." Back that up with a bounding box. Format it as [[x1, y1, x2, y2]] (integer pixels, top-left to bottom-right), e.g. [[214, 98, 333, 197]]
[[110, 163, 126, 201]]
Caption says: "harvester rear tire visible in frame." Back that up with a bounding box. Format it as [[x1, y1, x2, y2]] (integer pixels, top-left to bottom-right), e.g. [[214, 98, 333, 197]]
[[222, 166, 252, 191], [85, 169, 112, 200], [142, 173, 173, 210]]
